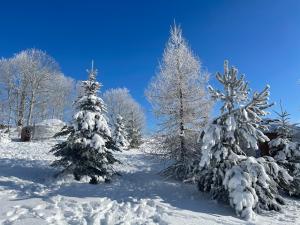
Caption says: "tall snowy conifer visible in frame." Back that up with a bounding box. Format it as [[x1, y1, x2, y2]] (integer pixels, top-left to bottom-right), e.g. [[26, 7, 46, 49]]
[[145, 24, 212, 179], [195, 61, 298, 220], [51, 62, 119, 184]]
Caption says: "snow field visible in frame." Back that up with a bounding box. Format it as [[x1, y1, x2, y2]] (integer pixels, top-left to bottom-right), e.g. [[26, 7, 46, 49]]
[[0, 139, 300, 224]]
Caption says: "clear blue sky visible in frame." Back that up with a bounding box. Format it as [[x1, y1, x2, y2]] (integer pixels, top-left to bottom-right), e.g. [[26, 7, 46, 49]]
[[0, 0, 300, 131]]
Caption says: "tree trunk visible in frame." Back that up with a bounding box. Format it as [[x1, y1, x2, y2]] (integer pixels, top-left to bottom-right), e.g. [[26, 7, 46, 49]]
[[52, 107, 55, 119], [17, 89, 26, 127], [27, 91, 35, 126], [6, 89, 12, 132], [177, 59, 185, 162], [179, 84, 185, 162]]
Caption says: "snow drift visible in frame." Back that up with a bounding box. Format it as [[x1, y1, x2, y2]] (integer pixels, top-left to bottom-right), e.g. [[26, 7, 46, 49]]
[[32, 119, 65, 140]]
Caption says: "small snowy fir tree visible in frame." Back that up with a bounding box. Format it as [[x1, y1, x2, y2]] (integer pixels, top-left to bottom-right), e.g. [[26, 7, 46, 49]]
[[51, 62, 119, 184], [113, 115, 130, 150], [126, 111, 143, 148], [269, 102, 300, 161], [268, 103, 300, 191], [194, 61, 297, 220]]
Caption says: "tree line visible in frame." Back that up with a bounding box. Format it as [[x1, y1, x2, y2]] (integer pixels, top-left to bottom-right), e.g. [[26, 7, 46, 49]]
[[0, 49, 74, 128], [0, 49, 145, 147]]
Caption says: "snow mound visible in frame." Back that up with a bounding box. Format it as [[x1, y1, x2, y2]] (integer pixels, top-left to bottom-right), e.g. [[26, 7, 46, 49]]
[[32, 119, 66, 140], [36, 119, 66, 127], [0, 131, 10, 143]]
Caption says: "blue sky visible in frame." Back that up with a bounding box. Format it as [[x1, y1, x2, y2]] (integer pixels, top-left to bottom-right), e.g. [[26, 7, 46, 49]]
[[0, 0, 300, 130]]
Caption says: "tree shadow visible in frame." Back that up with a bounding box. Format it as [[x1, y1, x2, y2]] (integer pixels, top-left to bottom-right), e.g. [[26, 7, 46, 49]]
[[0, 156, 236, 219]]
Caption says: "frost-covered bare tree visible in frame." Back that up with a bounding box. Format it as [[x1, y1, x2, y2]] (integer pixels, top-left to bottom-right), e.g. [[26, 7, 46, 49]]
[[43, 73, 74, 120], [103, 88, 145, 147], [14, 49, 61, 126], [145, 24, 212, 177], [0, 57, 18, 128], [0, 49, 75, 129]]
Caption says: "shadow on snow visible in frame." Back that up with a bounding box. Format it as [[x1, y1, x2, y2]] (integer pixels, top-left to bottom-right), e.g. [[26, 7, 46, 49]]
[[0, 153, 234, 218]]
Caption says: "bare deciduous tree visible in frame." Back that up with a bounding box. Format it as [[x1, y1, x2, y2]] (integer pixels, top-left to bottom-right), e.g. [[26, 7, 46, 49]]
[[145, 24, 212, 166], [14, 49, 61, 126], [0, 49, 75, 131]]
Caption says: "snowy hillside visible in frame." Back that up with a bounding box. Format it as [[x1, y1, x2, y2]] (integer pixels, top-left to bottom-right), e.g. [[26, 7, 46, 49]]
[[0, 138, 300, 225]]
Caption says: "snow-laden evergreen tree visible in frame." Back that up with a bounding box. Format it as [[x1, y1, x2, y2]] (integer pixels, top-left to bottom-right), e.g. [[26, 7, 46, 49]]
[[113, 115, 130, 150], [194, 61, 298, 220], [269, 102, 300, 161], [126, 111, 143, 148], [51, 62, 119, 184], [103, 88, 146, 141], [268, 103, 300, 192], [145, 23, 212, 179]]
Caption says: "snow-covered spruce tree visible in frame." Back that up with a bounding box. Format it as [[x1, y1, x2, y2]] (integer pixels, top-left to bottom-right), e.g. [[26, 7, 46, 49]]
[[268, 103, 300, 191], [145, 24, 212, 179], [51, 62, 119, 184], [126, 111, 143, 148], [195, 61, 297, 220], [113, 115, 130, 150], [103, 88, 146, 145], [269, 102, 300, 161]]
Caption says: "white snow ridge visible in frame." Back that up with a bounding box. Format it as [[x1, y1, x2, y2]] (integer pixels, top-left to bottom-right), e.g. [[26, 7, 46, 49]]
[[1, 138, 300, 225], [32, 119, 66, 140]]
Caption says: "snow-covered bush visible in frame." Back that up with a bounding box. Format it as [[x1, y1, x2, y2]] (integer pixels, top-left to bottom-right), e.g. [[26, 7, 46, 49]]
[[195, 60, 297, 220], [269, 138, 300, 162], [267, 104, 300, 194], [51, 63, 119, 184], [223, 156, 294, 219], [268, 104, 300, 162], [113, 115, 130, 150]]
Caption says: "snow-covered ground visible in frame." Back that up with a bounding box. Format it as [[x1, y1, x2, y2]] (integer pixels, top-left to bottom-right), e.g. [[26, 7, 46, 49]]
[[0, 138, 300, 225]]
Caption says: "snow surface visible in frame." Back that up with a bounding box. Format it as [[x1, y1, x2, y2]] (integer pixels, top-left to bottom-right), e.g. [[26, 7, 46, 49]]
[[1, 138, 300, 224], [0, 131, 10, 144]]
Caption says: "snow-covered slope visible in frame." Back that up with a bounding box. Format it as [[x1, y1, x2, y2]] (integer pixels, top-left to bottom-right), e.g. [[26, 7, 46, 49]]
[[0, 138, 300, 224]]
